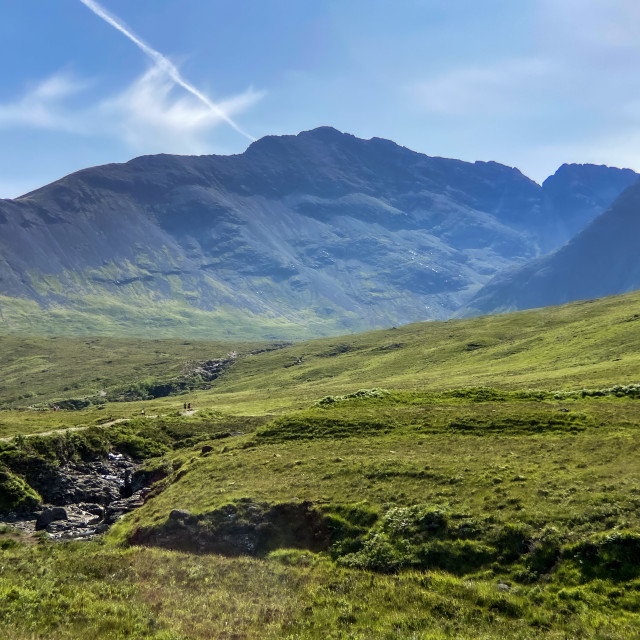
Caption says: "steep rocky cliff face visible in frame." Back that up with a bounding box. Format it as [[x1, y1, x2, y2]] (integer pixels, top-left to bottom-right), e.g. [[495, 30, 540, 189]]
[[0, 127, 635, 338]]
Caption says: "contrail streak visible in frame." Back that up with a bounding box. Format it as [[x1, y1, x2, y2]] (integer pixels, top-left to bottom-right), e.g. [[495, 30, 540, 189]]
[[78, 0, 256, 141]]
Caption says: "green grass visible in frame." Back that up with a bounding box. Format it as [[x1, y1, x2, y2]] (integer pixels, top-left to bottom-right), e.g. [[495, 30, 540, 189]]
[[0, 290, 639, 412], [3, 290, 640, 638], [2, 289, 640, 423], [203, 292, 640, 415], [0, 335, 269, 410], [0, 291, 354, 341], [2, 539, 640, 639], [114, 397, 640, 537]]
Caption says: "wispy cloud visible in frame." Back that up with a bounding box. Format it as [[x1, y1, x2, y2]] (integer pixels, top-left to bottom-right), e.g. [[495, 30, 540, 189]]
[[100, 66, 264, 153], [78, 0, 256, 141], [0, 73, 87, 131], [0, 0, 264, 154], [0, 67, 264, 154]]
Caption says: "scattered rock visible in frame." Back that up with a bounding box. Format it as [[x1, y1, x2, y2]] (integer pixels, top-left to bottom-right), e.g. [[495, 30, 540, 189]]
[[104, 493, 146, 525], [35, 507, 68, 531], [1, 453, 148, 540], [82, 503, 105, 518]]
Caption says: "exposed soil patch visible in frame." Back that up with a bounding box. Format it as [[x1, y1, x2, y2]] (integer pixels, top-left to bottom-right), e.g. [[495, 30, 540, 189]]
[[129, 499, 330, 556]]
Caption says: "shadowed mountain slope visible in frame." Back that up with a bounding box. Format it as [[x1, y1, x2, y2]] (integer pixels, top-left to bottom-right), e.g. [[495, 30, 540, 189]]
[[464, 178, 640, 315], [0, 127, 635, 339]]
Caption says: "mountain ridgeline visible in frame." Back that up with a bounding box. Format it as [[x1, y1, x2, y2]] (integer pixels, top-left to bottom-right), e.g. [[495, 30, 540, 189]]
[[464, 177, 640, 315], [0, 127, 637, 338]]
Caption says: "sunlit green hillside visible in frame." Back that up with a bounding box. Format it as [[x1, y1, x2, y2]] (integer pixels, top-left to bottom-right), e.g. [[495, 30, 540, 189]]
[[2, 290, 640, 416], [2, 291, 640, 639], [207, 291, 640, 415]]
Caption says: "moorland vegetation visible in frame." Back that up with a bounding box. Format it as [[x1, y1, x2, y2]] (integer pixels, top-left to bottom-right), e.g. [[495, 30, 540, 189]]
[[1, 292, 640, 639]]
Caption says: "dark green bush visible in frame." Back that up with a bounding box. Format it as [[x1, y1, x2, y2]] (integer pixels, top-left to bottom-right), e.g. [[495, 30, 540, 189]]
[[339, 532, 411, 573], [568, 531, 640, 581], [447, 413, 592, 435], [417, 539, 496, 573], [495, 522, 533, 562], [525, 527, 563, 575], [108, 432, 169, 459]]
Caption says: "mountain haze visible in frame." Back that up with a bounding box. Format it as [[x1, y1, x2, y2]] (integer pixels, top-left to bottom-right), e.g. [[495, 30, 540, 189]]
[[0, 127, 636, 338], [464, 177, 640, 315]]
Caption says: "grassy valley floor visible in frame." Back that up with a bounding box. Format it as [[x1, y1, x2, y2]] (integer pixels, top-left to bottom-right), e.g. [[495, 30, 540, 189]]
[[2, 292, 640, 638]]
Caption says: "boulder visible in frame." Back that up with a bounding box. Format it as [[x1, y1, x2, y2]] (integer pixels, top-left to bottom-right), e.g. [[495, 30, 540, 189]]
[[35, 506, 68, 530]]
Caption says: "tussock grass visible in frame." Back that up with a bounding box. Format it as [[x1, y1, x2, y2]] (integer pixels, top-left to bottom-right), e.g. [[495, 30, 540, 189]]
[[3, 291, 640, 637], [2, 540, 640, 639]]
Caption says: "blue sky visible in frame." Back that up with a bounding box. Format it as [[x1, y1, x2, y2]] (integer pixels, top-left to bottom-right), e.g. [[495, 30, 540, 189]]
[[2, 0, 640, 197]]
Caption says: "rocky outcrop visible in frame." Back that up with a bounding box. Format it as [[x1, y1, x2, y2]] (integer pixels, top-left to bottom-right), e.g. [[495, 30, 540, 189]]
[[35, 506, 68, 530]]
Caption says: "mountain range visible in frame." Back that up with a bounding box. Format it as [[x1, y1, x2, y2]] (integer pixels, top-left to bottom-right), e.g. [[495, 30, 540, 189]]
[[0, 126, 638, 339], [464, 175, 640, 315]]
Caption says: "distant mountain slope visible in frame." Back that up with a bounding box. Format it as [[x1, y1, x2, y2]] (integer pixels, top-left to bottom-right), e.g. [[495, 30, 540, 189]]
[[0, 127, 635, 338], [538, 163, 638, 252], [464, 178, 640, 315]]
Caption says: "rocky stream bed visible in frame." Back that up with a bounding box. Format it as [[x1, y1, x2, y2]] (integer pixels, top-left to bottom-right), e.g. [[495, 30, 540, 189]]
[[0, 453, 149, 540]]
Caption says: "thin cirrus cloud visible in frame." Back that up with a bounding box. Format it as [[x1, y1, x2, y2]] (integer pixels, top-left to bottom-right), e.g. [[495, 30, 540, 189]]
[[0, 74, 88, 132], [0, 67, 264, 155], [100, 66, 264, 153], [0, 0, 264, 154]]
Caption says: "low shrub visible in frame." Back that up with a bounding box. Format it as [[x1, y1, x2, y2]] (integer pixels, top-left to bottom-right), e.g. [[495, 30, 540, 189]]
[[417, 539, 497, 574], [567, 531, 640, 581], [494, 522, 533, 563], [316, 388, 389, 407], [446, 413, 593, 434], [255, 414, 391, 442], [554, 383, 640, 400]]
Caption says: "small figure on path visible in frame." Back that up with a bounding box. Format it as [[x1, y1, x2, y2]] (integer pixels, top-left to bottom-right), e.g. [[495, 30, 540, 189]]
[[184, 402, 187, 410], [187, 402, 191, 411]]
